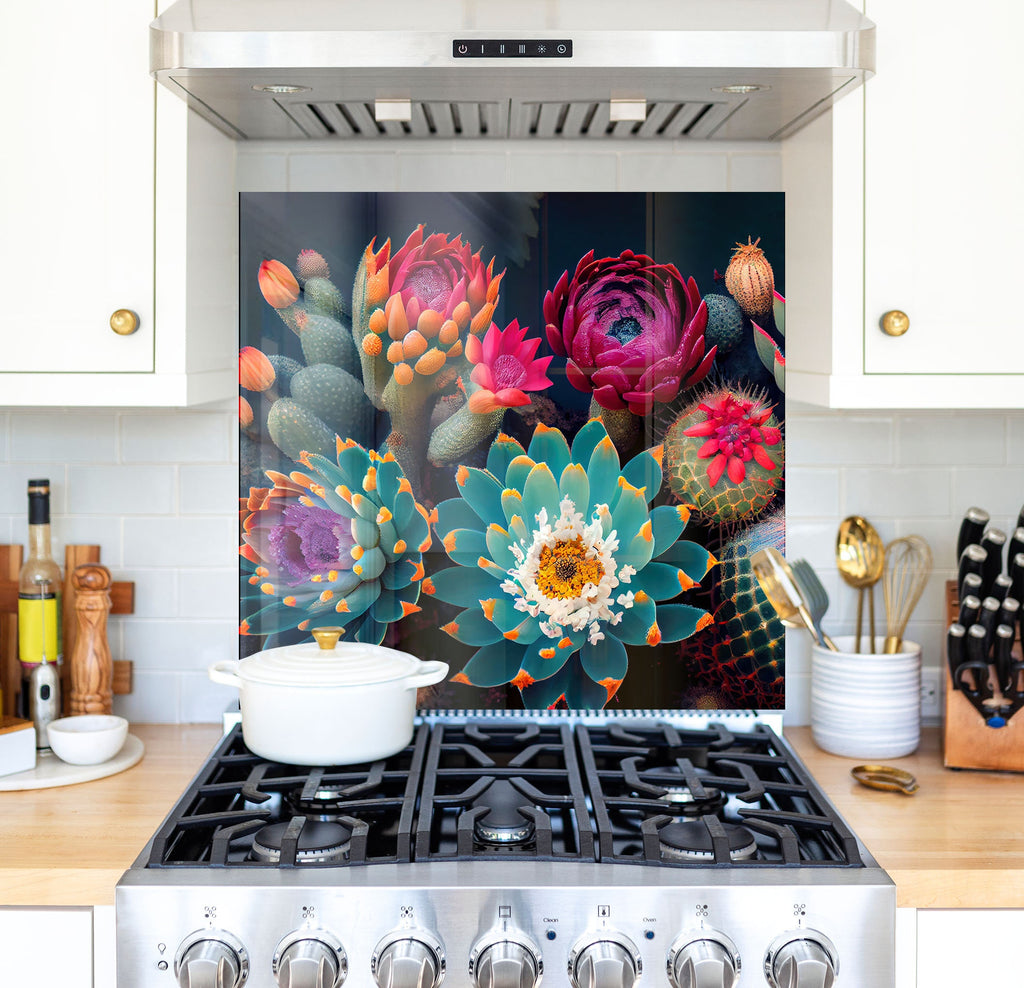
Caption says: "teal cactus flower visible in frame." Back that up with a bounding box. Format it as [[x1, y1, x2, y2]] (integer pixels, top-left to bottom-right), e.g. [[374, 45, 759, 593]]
[[428, 421, 716, 709], [240, 437, 432, 645]]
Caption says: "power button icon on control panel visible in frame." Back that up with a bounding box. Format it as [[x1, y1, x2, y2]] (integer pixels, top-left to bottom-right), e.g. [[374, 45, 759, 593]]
[[457, 44, 468, 54]]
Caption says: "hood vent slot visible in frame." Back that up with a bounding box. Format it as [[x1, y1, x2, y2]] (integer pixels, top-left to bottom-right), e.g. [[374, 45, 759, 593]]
[[512, 99, 734, 139], [280, 98, 736, 140], [283, 100, 506, 139]]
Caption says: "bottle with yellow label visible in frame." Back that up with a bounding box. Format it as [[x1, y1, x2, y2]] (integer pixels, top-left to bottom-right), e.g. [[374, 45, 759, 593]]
[[18, 479, 62, 715]]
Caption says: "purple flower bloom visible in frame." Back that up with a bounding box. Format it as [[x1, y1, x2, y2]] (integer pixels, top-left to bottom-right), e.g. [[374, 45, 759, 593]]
[[543, 249, 716, 415]]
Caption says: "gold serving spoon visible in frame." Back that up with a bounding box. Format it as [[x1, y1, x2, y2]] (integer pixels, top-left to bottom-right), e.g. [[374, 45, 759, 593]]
[[750, 547, 838, 650], [836, 516, 886, 653]]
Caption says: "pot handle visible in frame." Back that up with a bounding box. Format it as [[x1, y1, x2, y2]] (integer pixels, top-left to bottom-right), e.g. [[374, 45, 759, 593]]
[[405, 660, 449, 690], [209, 660, 242, 689]]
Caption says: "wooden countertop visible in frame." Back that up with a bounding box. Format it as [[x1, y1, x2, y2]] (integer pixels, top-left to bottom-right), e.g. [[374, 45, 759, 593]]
[[1, 725, 1020, 909]]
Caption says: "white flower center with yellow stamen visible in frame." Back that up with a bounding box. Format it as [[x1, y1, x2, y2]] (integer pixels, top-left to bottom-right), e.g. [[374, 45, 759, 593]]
[[502, 496, 634, 645]]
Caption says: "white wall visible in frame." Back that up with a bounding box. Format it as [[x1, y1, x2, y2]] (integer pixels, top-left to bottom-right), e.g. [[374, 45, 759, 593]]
[[3, 140, 1015, 724]]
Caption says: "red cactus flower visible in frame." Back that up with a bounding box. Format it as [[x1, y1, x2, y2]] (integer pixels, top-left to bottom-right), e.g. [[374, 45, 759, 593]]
[[258, 259, 300, 309], [465, 319, 554, 413], [543, 249, 716, 415], [238, 346, 276, 392], [683, 393, 782, 487]]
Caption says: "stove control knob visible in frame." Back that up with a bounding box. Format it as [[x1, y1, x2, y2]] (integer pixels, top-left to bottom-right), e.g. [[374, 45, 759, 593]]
[[175, 930, 248, 988], [568, 933, 641, 988], [372, 931, 445, 988], [274, 931, 347, 988], [668, 932, 740, 988], [470, 933, 543, 988], [764, 931, 838, 988]]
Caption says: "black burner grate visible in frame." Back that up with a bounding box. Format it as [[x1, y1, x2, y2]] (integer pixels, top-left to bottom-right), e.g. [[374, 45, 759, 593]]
[[143, 719, 862, 870]]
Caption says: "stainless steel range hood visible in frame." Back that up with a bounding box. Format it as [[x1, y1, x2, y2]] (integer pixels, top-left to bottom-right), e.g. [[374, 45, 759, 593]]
[[151, 0, 874, 142]]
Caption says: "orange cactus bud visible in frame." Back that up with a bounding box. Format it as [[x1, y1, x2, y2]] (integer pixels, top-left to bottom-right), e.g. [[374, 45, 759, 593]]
[[452, 300, 471, 329], [239, 395, 254, 428], [402, 329, 429, 361], [417, 309, 444, 339], [366, 265, 390, 308], [239, 346, 276, 392], [362, 334, 383, 357], [394, 362, 414, 386], [470, 301, 495, 335], [387, 294, 409, 340], [387, 340, 405, 364], [368, 308, 388, 335], [258, 259, 299, 308], [438, 319, 460, 346], [414, 348, 446, 376]]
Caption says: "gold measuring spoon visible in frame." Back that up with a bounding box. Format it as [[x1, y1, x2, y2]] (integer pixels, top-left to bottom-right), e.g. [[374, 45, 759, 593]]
[[836, 516, 886, 653]]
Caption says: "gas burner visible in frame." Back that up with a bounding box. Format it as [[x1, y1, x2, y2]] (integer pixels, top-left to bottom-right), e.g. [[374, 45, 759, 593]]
[[656, 785, 727, 818], [657, 821, 757, 863], [285, 785, 352, 820], [471, 780, 536, 845], [250, 820, 352, 864]]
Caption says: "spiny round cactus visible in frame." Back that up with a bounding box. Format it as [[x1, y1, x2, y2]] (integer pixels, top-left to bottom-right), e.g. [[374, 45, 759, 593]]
[[704, 511, 785, 707], [295, 249, 330, 282], [703, 293, 745, 356], [724, 237, 774, 319], [664, 386, 784, 524]]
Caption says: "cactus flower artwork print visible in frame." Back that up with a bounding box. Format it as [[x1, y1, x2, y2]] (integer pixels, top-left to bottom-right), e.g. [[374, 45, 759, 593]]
[[240, 192, 785, 711]]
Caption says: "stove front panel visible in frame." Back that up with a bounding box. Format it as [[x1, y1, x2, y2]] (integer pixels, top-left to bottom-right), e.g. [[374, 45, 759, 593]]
[[117, 864, 895, 988]]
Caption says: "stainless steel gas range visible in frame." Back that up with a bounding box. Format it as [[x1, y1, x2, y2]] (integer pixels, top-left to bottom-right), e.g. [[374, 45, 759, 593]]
[[116, 713, 894, 988]]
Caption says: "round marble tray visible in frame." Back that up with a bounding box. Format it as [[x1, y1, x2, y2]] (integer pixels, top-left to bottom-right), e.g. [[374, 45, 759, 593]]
[[0, 733, 144, 791]]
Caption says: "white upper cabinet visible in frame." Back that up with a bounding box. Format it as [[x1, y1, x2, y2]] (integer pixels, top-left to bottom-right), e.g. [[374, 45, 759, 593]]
[[0, 0, 236, 407], [784, 0, 1024, 407]]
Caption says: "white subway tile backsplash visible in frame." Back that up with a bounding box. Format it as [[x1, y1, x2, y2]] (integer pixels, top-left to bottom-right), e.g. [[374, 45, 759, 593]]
[[898, 413, 1006, 466], [178, 568, 239, 619], [508, 152, 616, 190], [0, 465, 67, 514], [783, 468, 840, 517], [180, 465, 238, 516], [123, 618, 235, 671], [123, 517, 236, 568], [843, 468, 951, 518], [950, 467, 1024, 521], [121, 412, 229, 463], [785, 415, 893, 467], [113, 671, 181, 724], [119, 568, 180, 619], [618, 153, 728, 191], [728, 154, 783, 191], [9, 412, 117, 462], [69, 465, 176, 515], [290, 152, 398, 191], [179, 672, 240, 724], [398, 152, 509, 190]]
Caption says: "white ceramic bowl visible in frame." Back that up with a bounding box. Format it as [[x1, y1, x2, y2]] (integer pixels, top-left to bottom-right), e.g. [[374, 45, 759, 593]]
[[47, 715, 128, 765]]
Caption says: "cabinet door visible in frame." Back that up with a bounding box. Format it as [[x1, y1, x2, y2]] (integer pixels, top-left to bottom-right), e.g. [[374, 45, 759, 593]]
[[1, 0, 154, 373], [0, 907, 94, 988], [863, 0, 1024, 376], [917, 910, 1021, 985]]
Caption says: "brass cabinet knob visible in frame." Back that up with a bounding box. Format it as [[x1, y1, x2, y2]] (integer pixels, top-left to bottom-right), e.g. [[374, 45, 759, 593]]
[[880, 310, 910, 337], [109, 308, 140, 336]]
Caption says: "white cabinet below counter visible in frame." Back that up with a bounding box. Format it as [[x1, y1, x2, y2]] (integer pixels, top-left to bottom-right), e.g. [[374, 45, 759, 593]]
[[783, 0, 1024, 409], [0, 0, 236, 408]]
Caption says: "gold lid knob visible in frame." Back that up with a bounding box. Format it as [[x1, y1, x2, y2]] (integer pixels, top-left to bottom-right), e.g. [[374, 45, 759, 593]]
[[311, 626, 345, 650], [110, 309, 140, 336], [880, 310, 910, 337]]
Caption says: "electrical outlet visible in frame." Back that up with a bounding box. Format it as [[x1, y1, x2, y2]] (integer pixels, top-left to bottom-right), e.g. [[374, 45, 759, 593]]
[[920, 667, 942, 720]]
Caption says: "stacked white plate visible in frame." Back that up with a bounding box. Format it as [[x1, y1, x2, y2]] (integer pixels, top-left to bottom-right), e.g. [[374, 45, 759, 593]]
[[810, 635, 921, 758]]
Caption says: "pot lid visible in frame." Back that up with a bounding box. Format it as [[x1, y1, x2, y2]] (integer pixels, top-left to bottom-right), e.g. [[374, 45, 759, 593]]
[[239, 628, 426, 687]]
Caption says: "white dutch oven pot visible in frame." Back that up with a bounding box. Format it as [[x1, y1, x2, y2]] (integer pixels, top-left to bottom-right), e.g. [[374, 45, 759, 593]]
[[209, 627, 448, 765]]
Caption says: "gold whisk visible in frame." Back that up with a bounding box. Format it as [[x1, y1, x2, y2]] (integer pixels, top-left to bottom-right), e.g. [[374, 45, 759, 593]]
[[882, 535, 933, 654]]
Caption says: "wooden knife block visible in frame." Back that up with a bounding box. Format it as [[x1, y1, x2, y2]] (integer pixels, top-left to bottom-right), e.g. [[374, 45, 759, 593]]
[[0, 544, 134, 718], [943, 580, 1024, 772]]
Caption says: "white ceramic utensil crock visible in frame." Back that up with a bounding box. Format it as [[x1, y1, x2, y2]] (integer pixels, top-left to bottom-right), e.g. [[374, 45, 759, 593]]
[[209, 627, 447, 765]]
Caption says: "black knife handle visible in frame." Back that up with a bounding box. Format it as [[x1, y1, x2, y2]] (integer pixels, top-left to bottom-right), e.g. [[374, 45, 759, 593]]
[[1011, 553, 1024, 606], [998, 596, 1020, 631], [947, 623, 967, 689], [958, 545, 988, 599], [960, 572, 983, 604], [958, 594, 982, 628], [989, 573, 1014, 604], [994, 624, 1016, 695], [977, 596, 1002, 649], [1008, 527, 1024, 568], [957, 507, 990, 562], [955, 660, 993, 700], [965, 625, 993, 697], [1017, 504, 1024, 535], [980, 529, 1008, 587]]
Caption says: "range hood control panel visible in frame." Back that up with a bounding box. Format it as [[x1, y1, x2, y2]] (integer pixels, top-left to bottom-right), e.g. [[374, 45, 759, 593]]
[[452, 40, 573, 58]]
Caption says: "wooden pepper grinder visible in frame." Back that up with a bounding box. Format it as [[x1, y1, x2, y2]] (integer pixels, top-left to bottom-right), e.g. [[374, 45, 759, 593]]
[[69, 564, 113, 715]]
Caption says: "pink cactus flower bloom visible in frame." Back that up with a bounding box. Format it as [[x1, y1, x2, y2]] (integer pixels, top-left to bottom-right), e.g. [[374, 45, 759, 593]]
[[465, 319, 554, 413], [683, 393, 782, 487]]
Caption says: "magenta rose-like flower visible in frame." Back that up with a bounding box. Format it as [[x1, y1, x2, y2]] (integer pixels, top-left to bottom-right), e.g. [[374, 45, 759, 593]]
[[543, 249, 717, 415]]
